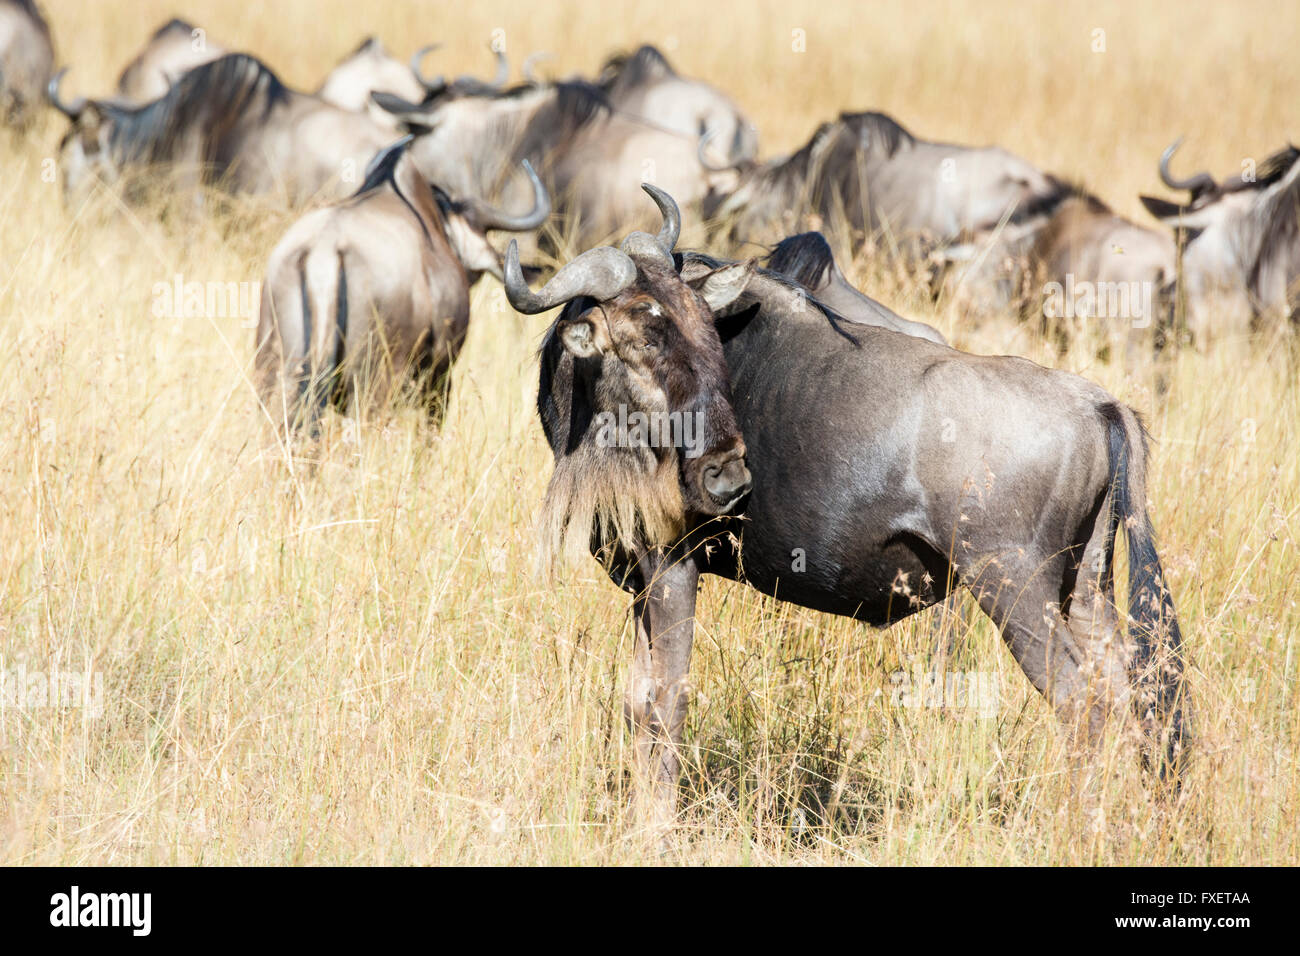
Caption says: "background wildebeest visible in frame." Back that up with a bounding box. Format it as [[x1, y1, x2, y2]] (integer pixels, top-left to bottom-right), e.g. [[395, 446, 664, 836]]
[[0, 0, 53, 129], [374, 44, 754, 245], [703, 111, 1065, 260], [114, 18, 226, 104], [51, 52, 397, 207], [316, 37, 435, 129], [1142, 140, 1300, 341], [256, 139, 549, 436], [940, 190, 1176, 353], [505, 187, 1187, 820]]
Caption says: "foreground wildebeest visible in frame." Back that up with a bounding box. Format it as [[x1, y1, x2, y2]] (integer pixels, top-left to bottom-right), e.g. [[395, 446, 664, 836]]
[[319, 40, 507, 129], [704, 111, 1065, 259], [51, 53, 395, 207], [765, 232, 948, 344], [256, 138, 549, 434], [374, 45, 753, 244], [0, 0, 54, 129], [504, 186, 1187, 820], [1141, 140, 1300, 340], [114, 18, 226, 104]]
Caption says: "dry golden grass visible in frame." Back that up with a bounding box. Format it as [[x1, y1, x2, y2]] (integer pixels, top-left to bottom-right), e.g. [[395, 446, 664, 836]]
[[0, 0, 1296, 864]]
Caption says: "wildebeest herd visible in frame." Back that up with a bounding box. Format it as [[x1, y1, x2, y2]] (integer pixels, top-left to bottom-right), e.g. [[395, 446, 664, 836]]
[[9, 1, 1298, 823]]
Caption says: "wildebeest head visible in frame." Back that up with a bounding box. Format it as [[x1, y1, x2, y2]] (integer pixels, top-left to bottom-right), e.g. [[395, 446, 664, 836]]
[[505, 185, 754, 565], [429, 157, 551, 282], [48, 69, 119, 197], [1140, 139, 1300, 325]]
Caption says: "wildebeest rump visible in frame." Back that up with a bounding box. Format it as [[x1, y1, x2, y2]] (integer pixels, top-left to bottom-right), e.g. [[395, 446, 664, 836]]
[[0, 0, 54, 129], [256, 138, 549, 435], [52, 53, 396, 207], [114, 18, 226, 105], [507, 189, 1187, 818]]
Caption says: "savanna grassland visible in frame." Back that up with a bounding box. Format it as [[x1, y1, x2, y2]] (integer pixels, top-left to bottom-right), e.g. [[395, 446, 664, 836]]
[[1, 0, 1297, 864]]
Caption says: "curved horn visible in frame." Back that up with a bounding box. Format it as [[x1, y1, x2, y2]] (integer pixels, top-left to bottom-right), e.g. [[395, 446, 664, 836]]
[[488, 48, 509, 88], [504, 241, 637, 314], [643, 183, 680, 254], [619, 184, 680, 266], [409, 44, 444, 92], [465, 159, 551, 232], [697, 128, 736, 172], [1159, 138, 1215, 196], [522, 52, 553, 86], [47, 68, 87, 118]]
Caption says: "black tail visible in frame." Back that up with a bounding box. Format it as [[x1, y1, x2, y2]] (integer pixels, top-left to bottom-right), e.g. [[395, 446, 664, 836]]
[[1102, 402, 1188, 779]]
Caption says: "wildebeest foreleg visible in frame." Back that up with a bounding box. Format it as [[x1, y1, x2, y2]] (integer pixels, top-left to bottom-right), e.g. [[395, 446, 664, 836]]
[[625, 550, 700, 830]]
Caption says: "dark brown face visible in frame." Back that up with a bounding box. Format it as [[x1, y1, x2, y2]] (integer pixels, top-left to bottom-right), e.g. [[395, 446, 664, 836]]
[[556, 257, 753, 516]]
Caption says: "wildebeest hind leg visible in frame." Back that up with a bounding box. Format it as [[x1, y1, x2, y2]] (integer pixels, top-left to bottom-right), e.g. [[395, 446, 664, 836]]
[[965, 556, 1113, 747]]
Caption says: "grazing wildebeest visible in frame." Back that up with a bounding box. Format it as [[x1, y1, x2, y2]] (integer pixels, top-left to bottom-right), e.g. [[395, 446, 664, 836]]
[[114, 18, 226, 104], [504, 186, 1187, 821], [940, 190, 1176, 347], [765, 232, 948, 345], [322, 41, 507, 129], [317, 37, 432, 126], [598, 45, 757, 171], [373, 45, 753, 244], [703, 111, 1066, 260], [1025, 194, 1175, 348], [0, 0, 53, 129], [256, 138, 549, 435], [1141, 140, 1300, 340], [51, 53, 395, 207]]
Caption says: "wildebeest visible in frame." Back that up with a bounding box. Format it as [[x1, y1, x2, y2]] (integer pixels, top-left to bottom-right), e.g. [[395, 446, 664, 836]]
[[256, 138, 549, 435], [1025, 194, 1175, 349], [115, 18, 226, 104], [0, 0, 54, 129], [703, 111, 1066, 260], [51, 53, 396, 207], [765, 232, 948, 345], [319, 40, 507, 129], [504, 186, 1187, 820], [1141, 140, 1300, 340], [598, 45, 757, 171], [373, 45, 753, 244], [941, 190, 1176, 348]]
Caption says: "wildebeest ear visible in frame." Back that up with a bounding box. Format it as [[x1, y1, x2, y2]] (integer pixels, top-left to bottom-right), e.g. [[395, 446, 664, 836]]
[[1140, 195, 1187, 223], [689, 259, 756, 313], [558, 311, 611, 359]]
